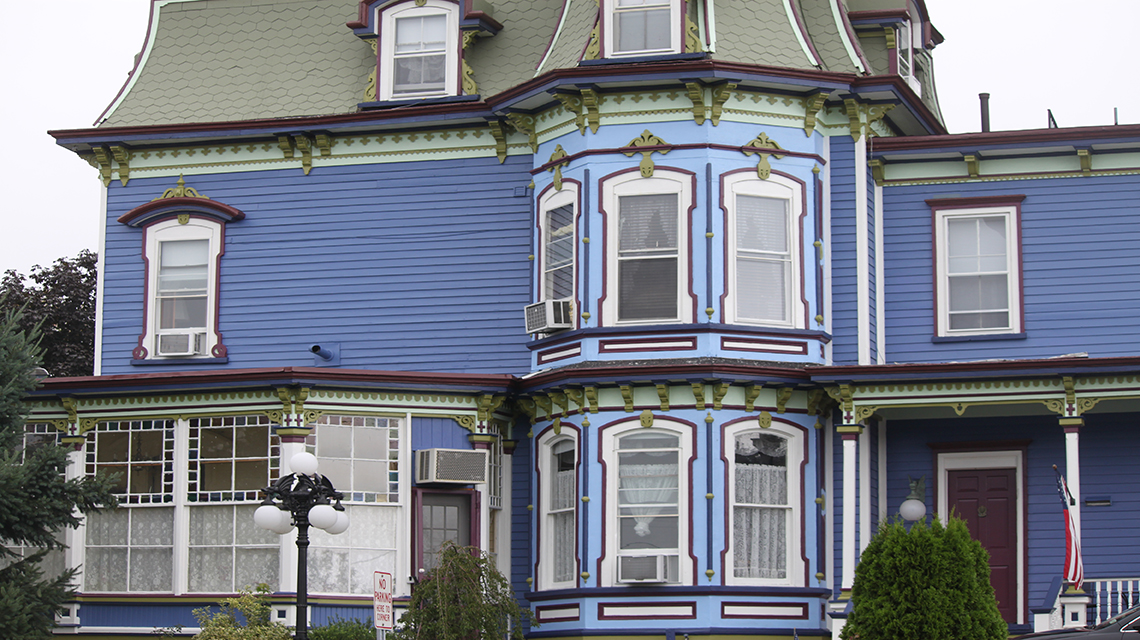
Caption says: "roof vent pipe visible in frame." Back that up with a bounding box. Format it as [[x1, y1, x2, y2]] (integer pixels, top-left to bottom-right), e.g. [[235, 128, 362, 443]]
[[979, 93, 991, 133]]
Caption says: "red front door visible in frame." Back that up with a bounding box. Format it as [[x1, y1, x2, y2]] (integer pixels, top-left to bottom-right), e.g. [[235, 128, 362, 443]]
[[948, 468, 1018, 624]]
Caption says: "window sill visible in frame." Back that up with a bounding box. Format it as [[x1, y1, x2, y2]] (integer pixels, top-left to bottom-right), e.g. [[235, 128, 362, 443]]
[[358, 94, 481, 110], [932, 332, 1026, 343], [579, 52, 708, 66], [131, 356, 229, 366]]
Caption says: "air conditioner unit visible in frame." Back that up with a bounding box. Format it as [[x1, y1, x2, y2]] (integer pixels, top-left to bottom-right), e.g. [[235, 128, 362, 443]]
[[524, 299, 573, 334], [617, 554, 670, 583], [416, 448, 488, 484], [156, 331, 206, 357]]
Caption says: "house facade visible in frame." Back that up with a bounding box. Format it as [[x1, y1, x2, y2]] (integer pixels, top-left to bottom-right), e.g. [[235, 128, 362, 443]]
[[31, 0, 1139, 637]]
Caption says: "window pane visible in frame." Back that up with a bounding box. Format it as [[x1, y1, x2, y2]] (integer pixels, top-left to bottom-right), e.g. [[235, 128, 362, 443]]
[[949, 274, 1007, 313], [129, 464, 163, 494], [132, 431, 163, 461], [619, 195, 676, 252], [616, 7, 671, 52], [233, 460, 268, 490], [619, 257, 676, 320], [319, 425, 352, 458], [189, 547, 232, 592], [354, 460, 387, 492], [159, 295, 207, 330], [85, 548, 128, 592], [394, 55, 446, 93], [96, 432, 129, 463], [201, 461, 233, 491], [190, 505, 234, 546], [552, 511, 575, 581], [733, 507, 786, 579], [737, 195, 787, 253], [354, 426, 386, 459], [545, 204, 575, 300], [736, 258, 787, 322], [200, 429, 233, 458], [234, 425, 268, 458], [617, 431, 679, 551]]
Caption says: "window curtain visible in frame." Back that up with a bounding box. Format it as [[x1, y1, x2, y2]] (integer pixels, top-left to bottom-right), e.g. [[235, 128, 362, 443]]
[[734, 464, 787, 579], [619, 461, 678, 537], [552, 469, 576, 581]]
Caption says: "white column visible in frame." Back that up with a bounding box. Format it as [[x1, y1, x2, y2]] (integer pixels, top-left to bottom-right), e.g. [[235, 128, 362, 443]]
[[855, 135, 870, 366], [1061, 418, 1082, 559], [839, 426, 862, 595], [172, 418, 190, 595], [62, 442, 86, 602], [276, 430, 309, 628], [858, 426, 871, 554]]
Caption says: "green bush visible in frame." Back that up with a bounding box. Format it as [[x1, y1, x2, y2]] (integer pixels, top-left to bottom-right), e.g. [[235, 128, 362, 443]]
[[191, 585, 292, 640], [840, 516, 1006, 640], [311, 617, 376, 640]]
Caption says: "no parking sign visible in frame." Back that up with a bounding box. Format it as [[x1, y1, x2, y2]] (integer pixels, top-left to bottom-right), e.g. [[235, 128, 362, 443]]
[[374, 571, 393, 630]]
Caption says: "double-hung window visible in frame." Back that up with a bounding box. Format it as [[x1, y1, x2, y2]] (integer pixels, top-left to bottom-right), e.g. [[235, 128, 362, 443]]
[[724, 173, 803, 327], [142, 218, 223, 359], [538, 431, 578, 589], [602, 420, 691, 586], [540, 186, 578, 304], [932, 200, 1022, 337], [379, 1, 458, 101], [603, 171, 693, 325], [724, 421, 804, 586], [605, 0, 681, 57]]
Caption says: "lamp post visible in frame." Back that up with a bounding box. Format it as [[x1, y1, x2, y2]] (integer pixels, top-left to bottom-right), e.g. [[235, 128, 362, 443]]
[[254, 452, 349, 640], [900, 475, 927, 522]]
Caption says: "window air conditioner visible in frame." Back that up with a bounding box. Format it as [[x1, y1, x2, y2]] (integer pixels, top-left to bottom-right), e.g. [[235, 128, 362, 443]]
[[524, 299, 573, 334], [617, 554, 670, 583], [156, 331, 206, 357], [415, 448, 488, 484]]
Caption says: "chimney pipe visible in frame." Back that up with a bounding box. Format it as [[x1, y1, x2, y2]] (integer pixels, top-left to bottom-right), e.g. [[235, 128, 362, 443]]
[[979, 93, 991, 133]]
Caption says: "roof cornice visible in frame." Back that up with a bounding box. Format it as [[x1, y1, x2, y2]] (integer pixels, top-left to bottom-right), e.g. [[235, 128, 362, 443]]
[[873, 124, 1140, 153], [808, 355, 1140, 384]]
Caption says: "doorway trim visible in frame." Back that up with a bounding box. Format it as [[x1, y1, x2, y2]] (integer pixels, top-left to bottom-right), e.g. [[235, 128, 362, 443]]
[[412, 487, 481, 578], [934, 447, 1026, 626]]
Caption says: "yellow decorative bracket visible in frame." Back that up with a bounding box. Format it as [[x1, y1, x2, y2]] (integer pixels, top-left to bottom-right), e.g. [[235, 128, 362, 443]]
[[585, 386, 599, 413], [548, 145, 570, 191], [363, 39, 378, 101], [685, 83, 707, 125], [855, 405, 877, 422], [741, 132, 786, 180], [580, 88, 601, 134], [293, 135, 314, 175], [91, 147, 113, 187], [477, 394, 507, 425], [564, 388, 585, 413], [776, 387, 793, 414], [1078, 149, 1092, 174], [517, 397, 538, 424], [864, 104, 895, 138], [278, 136, 295, 159], [691, 383, 706, 411], [882, 27, 896, 49], [1077, 397, 1102, 415], [153, 175, 210, 201], [533, 395, 552, 421], [451, 415, 478, 433], [684, 13, 703, 53], [461, 31, 479, 95], [870, 159, 885, 186], [964, 154, 980, 178], [711, 83, 736, 126], [507, 113, 538, 152], [744, 384, 762, 412], [110, 146, 132, 185], [844, 99, 862, 142], [583, 22, 601, 60], [623, 130, 670, 177], [487, 121, 508, 163], [1042, 399, 1066, 416], [550, 392, 569, 416], [1063, 376, 1075, 407], [315, 133, 334, 157], [639, 409, 655, 427], [656, 384, 670, 411], [555, 94, 587, 135], [620, 385, 634, 412], [803, 92, 828, 137], [713, 383, 730, 410]]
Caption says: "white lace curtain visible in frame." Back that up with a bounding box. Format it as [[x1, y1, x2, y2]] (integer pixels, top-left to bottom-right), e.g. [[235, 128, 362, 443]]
[[552, 469, 576, 582], [619, 462, 678, 538], [734, 464, 787, 579]]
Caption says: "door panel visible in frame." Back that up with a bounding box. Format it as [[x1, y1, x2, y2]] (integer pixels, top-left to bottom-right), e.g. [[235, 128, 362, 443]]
[[948, 468, 1018, 624], [417, 492, 472, 576]]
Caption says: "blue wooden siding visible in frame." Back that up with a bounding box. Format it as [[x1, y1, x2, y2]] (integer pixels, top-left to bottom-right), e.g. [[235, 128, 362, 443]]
[[509, 417, 533, 624], [882, 174, 1140, 362], [100, 157, 535, 375], [829, 139, 858, 364], [1080, 414, 1140, 578], [77, 602, 200, 629], [410, 417, 471, 452], [867, 160, 877, 362], [311, 604, 372, 626]]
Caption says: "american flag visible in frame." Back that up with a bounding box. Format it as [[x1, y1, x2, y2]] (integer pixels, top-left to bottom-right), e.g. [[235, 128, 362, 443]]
[[1054, 465, 1084, 590]]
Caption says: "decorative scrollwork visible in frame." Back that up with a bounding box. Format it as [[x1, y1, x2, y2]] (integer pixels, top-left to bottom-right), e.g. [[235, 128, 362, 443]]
[[622, 130, 670, 177], [153, 175, 210, 201], [741, 132, 786, 179]]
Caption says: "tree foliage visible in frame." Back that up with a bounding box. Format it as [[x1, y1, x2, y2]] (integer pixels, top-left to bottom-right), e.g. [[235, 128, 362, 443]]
[[840, 516, 1006, 640], [0, 303, 117, 638], [190, 585, 292, 640], [392, 542, 535, 640], [0, 250, 97, 378]]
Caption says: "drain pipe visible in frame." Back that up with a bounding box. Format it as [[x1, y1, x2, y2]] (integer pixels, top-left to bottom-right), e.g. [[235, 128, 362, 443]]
[[979, 92, 991, 132]]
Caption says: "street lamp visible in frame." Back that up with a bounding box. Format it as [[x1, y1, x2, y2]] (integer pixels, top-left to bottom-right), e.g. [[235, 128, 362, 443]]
[[900, 475, 927, 522], [254, 452, 349, 640]]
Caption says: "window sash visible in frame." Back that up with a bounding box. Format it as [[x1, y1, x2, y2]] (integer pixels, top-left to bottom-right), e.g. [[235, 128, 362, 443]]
[[544, 204, 575, 300], [942, 214, 1013, 332], [735, 194, 792, 323], [613, 0, 673, 54], [392, 15, 447, 94], [617, 193, 679, 321]]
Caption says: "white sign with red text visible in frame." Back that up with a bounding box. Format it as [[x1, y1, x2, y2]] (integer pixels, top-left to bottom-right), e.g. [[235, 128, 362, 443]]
[[374, 571, 393, 630]]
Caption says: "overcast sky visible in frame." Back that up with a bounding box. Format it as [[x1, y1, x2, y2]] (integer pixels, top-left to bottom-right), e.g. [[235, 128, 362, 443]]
[[1, 0, 1136, 276]]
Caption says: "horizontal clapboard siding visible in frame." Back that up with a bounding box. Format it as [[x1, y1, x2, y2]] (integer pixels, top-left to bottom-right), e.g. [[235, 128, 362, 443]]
[[829, 139, 859, 364], [1080, 413, 1140, 577], [100, 157, 535, 375], [882, 174, 1140, 362]]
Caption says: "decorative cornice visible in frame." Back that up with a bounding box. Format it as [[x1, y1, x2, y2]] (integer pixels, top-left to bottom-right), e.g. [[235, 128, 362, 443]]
[[153, 175, 210, 201]]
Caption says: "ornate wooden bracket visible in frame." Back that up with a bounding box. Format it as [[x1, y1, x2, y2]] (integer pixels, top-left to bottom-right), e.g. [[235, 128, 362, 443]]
[[656, 384, 670, 411], [555, 93, 587, 135], [620, 385, 634, 412], [684, 13, 703, 52], [580, 88, 601, 134], [691, 383, 706, 411], [293, 135, 314, 175], [476, 393, 507, 425], [278, 136, 295, 158], [461, 31, 479, 95], [803, 92, 828, 137], [91, 147, 114, 187], [870, 159, 885, 186], [1078, 148, 1092, 174], [110, 146, 132, 186], [712, 383, 730, 410], [864, 104, 895, 138], [584, 22, 601, 60], [685, 82, 707, 125], [744, 384, 762, 412], [776, 387, 793, 414], [363, 39, 378, 100], [564, 388, 585, 414], [451, 415, 478, 433], [315, 133, 334, 157], [550, 391, 569, 416], [507, 113, 538, 152], [517, 397, 538, 424], [741, 132, 785, 179], [622, 130, 670, 177], [964, 154, 980, 178], [584, 386, 599, 413], [710, 83, 736, 126], [487, 121, 508, 163]]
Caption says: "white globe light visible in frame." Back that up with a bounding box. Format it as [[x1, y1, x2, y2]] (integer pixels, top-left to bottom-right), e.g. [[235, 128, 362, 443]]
[[326, 510, 350, 535], [269, 510, 295, 535], [254, 504, 283, 531], [900, 498, 926, 522], [309, 504, 338, 530], [291, 452, 319, 476]]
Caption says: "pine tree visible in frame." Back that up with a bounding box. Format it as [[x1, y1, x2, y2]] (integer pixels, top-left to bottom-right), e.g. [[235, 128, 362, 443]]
[[0, 304, 116, 638], [840, 516, 1005, 640]]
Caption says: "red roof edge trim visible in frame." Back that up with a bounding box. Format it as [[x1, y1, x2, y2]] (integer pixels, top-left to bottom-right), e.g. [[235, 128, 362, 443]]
[[117, 197, 246, 227]]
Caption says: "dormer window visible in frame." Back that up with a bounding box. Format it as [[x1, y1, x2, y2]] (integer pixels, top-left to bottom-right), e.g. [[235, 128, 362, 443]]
[[379, 0, 458, 101], [604, 0, 681, 57]]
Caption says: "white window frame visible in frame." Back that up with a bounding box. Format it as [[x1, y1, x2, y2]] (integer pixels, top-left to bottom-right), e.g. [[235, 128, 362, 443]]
[[603, 0, 682, 58], [540, 185, 578, 306], [537, 428, 578, 590], [601, 170, 693, 326], [143, 218, 222, 359], [378, 0, 459, 101], [601, 419, 692, 587], [724, 420, 805, 587], [934, 205, 1022, 337], [723, 172, 805, 328]]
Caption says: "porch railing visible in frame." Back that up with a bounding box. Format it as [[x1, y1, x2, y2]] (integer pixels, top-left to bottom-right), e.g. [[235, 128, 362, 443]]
[[1085, 578, 1140, 625]]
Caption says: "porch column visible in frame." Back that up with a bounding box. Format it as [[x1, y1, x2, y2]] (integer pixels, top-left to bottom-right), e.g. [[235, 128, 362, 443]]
[[838, 424, 863, 597], [275, 419, 313, 629], [59, 433, 87, 628], [1060, 417, 1082, 539]]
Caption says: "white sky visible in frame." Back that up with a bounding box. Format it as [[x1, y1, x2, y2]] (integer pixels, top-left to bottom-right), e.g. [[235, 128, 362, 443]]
[[1, 0, 1136, 275]]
